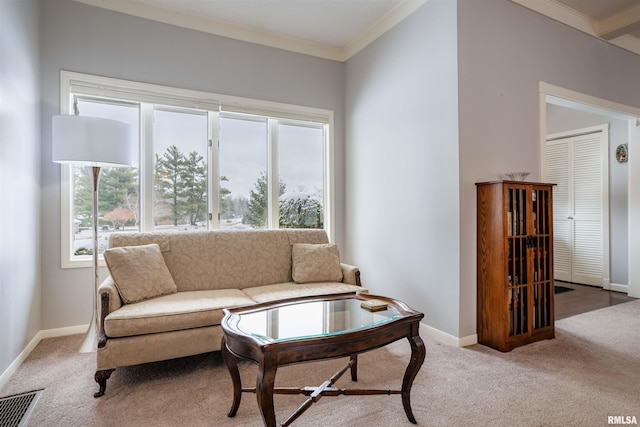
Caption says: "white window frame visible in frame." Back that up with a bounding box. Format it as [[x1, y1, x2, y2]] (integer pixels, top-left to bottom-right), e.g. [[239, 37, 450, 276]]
[[59, 70, 335, 268]]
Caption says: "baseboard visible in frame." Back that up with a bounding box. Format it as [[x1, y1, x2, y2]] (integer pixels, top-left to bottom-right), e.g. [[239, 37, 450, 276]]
[[610, 282, 629, 293], [0, 324, 87, 391], [420, 323, 478, 347], [0, 333, 41, 391], [38, 324, 87, 340], [1, 322, 476, 389]]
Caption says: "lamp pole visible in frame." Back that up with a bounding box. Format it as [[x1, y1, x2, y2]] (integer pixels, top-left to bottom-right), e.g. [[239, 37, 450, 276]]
[[76, 166, 102, 353]]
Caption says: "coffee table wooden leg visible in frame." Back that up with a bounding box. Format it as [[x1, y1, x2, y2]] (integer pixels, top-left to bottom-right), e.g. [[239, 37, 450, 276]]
[[256, 359, 278, 427], [221, 336, 242, 417], [402, 332, 426, 424], [350, 354, 358, 381]]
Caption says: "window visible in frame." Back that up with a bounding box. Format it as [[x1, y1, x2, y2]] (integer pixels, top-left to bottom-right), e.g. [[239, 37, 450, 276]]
[[278, 123, 325, 229], [70, 98, 140, 257], [219, 115, 268, 228], [153, 108, 208, 231], [60, 71, 334, 268]]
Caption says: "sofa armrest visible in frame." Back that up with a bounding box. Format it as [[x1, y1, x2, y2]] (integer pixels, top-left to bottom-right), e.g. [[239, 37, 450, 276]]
[[340, 263, 361, 287], [98, 276, 122, 314], [96, 277, 123, 348]]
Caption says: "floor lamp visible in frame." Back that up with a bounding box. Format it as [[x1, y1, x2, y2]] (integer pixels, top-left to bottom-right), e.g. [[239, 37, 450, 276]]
[[52, 115, 134, 353]]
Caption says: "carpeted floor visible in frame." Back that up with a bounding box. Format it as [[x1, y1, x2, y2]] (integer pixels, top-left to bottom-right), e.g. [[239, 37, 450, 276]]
[[2, 299, 639, 426]]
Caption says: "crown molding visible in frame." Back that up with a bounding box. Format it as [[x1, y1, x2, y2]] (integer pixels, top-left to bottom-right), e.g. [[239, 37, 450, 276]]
[[343, 0, 428, 61], [73, 0, 426, 62], [510, 0, 596, 35], [510, 0, 640, 56], [73, 0, 344, 61]]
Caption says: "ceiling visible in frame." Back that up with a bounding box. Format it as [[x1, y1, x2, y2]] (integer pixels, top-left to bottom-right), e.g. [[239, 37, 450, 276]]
[[75, 0, 640, 61], [140, 0, 406, 47]]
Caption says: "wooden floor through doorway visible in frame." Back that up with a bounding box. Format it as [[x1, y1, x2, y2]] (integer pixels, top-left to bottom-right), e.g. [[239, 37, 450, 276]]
[[555, 281, 637, 320]]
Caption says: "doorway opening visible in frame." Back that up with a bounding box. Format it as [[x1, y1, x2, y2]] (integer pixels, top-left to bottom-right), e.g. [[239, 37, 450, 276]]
[[538, 82, 640, 299]]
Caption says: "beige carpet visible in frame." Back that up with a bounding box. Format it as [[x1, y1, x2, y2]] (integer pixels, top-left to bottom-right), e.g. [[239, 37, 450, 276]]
[[2, 300, 639, 426]]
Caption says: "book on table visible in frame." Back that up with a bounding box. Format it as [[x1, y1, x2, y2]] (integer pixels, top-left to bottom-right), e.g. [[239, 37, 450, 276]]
[[360, 299, 388, 312]]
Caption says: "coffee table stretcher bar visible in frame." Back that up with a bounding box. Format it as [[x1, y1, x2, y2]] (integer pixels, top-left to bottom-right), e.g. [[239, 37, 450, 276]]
[[221, 293, 425, 427]]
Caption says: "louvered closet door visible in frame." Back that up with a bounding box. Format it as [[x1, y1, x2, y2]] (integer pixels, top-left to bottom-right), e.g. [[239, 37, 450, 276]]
[[546, 141, 571, 282], [546, 129, 606, 287]]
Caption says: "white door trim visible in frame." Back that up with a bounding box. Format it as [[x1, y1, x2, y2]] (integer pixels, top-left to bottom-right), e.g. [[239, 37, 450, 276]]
[[538, 82, 640, 298]]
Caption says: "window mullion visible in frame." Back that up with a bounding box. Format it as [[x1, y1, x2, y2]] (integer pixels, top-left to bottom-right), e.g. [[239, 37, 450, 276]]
[[324, 122, 335, 242], [267, 119, 279, 229], [209, 110, 221, 229], [139, 103, 154, 231]]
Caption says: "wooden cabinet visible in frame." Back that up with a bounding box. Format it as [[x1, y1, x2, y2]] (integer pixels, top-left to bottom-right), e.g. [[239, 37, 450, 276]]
[[476, 181, 555, 352]]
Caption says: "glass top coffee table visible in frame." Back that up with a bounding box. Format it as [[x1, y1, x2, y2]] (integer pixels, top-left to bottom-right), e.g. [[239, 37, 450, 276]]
[[221, 292, 425, 427]]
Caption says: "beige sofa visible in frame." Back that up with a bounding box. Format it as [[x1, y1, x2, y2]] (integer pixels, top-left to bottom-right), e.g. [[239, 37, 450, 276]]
[[94, 229, 363, 397]]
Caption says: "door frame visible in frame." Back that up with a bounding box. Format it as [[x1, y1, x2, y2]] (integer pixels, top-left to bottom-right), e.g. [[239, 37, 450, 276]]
[[538, 82, 640, 298]]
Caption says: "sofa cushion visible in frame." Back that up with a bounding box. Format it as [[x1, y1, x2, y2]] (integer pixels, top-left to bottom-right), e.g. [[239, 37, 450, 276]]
[[104, 243, 177, 304], [292, 243, 343, 284], [104, 289, 255, 338], [242, 282, 366, 304]]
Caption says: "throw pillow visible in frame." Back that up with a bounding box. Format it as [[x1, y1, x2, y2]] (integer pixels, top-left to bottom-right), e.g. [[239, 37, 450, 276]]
[[104, 243, 177, 304], [292, 243, 343, 284]]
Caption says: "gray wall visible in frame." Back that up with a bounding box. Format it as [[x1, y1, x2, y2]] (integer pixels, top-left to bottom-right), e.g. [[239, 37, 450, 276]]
[[458, 0, 640, 337], [0, 0, 41, 378], [5, 0, 640, 378], [39, 0, 345, 329], [345, 0, 460, 336], [547, 104, 629, 286]]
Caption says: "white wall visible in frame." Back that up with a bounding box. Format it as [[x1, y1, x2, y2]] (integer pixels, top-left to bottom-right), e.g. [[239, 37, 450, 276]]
[[547, 104, 629, 286], [458, 0, 640, 337], [0, 0, 41, 377], [345, 0, 460, 336], [39, 0, 345, 330]]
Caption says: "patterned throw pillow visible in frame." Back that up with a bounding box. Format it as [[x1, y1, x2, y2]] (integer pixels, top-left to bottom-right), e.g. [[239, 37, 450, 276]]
[[292, 243, 343, 284], [104, 243, 177, 304]]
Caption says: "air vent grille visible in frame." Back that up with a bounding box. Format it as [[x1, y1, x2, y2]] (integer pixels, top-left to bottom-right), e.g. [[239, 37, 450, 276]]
[[0, 389, 42, 427]]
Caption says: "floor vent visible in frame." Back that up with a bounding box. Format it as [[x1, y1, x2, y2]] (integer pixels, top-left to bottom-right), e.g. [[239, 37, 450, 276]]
[[0, 390, 42, 427]]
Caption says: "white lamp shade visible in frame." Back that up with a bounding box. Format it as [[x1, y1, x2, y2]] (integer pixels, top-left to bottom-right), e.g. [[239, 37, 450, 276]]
[[52, 115, 134, 167]]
